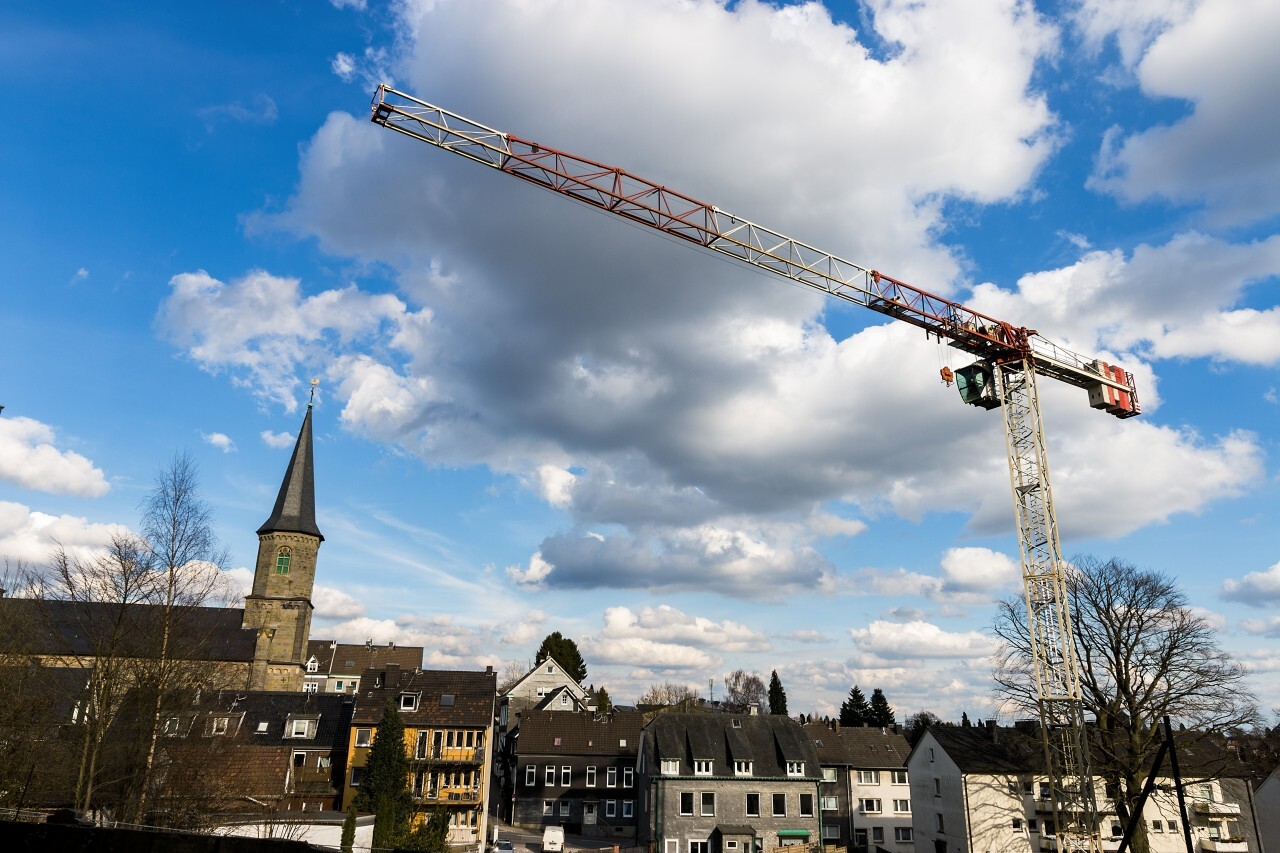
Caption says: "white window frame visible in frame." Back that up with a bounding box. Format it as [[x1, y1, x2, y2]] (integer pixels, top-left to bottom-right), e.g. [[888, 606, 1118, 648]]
[[400, 693, 417, 711], [872, 828, 884, 845], [891, 770, 908, 784], [622, 800, 634, 818], [607, 767, 618, 787], [895, 827, 914, 843], [543, 800, 553, 816], [734, 760, 753, 776], [561, 766, 571, 786], [559, 800, 570, 816], [586, 766, 597, 787], [893, 799, 910, 813], [693, 760, 713, 776], [661, 759, 680, 775], [291, 719, 311, 738], [772, 793, 786, 817], [799, 793, 814, 817], [745, 792, 760, 817], [786, 761, 804, 776], [624, 767, 634, 787], [700, 791, 716, 816], [679, 791, 694, 815], [822, 826, 840, 840], [857, 770, 880, 785], [212, 717, 229, 735], [822, 767, 837, 783], [546, 765, 556, 785], [821, 796, 838, 811], [859, 798, 882, 814], [302, 681, 319, 694], [356, 728, 372, 747], [526, 765, 537, 786], [605, 800, 617, 817]]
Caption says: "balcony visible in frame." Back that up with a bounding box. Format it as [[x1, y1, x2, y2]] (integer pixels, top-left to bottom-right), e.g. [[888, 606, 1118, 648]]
[[1200, 840, 1248, 853], [414, 746, 486, 764], [1193, 802, 1241, 817], [415, 787, 483, 805]]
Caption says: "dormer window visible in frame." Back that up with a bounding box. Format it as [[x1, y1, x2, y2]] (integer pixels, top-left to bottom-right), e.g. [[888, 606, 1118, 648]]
[[289, 718, 316, 738], [162, 717, 179, 736], [661, 759, 679, 776], [734, 760, 753, 776], [211, 716, 230, 736], [306, 657, 319, 673], [786, 761, 805, 776], [560, 694, 569, 707], [694, 760, 713, 776], [275, 547, 291, 575], [401, 693, 419, 711]]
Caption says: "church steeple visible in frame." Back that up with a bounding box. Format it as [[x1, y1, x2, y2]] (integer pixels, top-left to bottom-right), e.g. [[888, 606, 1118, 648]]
[[256, 404, 324, 541]]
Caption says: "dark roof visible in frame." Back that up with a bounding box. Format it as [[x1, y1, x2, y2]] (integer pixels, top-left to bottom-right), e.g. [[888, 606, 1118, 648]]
[[643, 713, 821, 778], [518, 709, 644, 756], [306, 640, 424, 675], [351, 667, 497, 727], [1, 597, 257, 662], [803, 722, 911, 768], [258, 406, 323, 540], [198, 690, 353, 749], [919, 724, 1040, 774]]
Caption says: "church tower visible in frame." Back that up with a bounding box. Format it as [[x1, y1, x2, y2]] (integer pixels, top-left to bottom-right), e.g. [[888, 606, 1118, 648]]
[[243, 403, 323, 691]]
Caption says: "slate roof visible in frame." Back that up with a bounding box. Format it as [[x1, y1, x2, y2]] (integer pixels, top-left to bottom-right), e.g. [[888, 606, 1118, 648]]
[[803, 722, 911, 769], [351, 666, 497, 727], [257, 406, 323, 540], [1, 597, 257, 662], [518, 709, 644, 756], [306, 640, 424, 675], [643, 713, 821, 778]]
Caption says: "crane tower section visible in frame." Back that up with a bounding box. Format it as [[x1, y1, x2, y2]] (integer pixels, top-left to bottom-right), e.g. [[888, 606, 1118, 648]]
[[370, 84, 1139, 852]]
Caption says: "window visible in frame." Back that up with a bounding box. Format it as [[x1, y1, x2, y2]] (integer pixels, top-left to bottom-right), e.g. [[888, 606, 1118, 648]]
[[1151, 821, 1164, 834], [893, 799, 909, 813], [547, 664, 556, 673], [858, 770, 880, 785], [561, 766, 571, 786], [700, 792, 715, 816], [772, 793, 787, 816], [786, 761, 804, 776], [823, 826, 840, 840], [871, 828, 884, 845], [607, 767, 618, 787], [619, 738, 627, 748], [256, 721, 269, 733], [936, 814, 944, 832], [318, 755, 331, 769], [306, 658, 318, 673], [661, 759, 680, 775], [401, 694, 417, 710], [928, 748, 935, 762], [1169, 821, 1178, 833], [624, 767, 634, 787], [894, 828, 913, 843], [586, 766, 597, 787], [854, 829, 867, 849], [799, 793, 814, 817], [891, 770, 908, 784], [606, 800, 617, 817], [351, 766, 365, 786], [933, 778, 941, 797], [745, 793, 760, 817], [212, 717, 229, 735], [1039, 782, 1050, 801], [694, 760, 713, 776], [291, 719, 311, 738], [559, 800, 570, 816], [623, 800, 634, 818], [821, 796, 838, 811], [275, 547, 291, 575], [162, 717, 179, 736], [561, 693, 569, 707], [526, 765, 537, 786], [734, 760, 753, 776], [293, 751, 306, 768], [690, 842, 709, 853], [822, 767, 837, 783], [546, 766, 556, 785], [543, 800, 553, 816], [334, 680, 345, 691], [302, 681, 319, 694], [1013, 818, 1024, 831], [356, 728, 371, 747], [727, 842, 739, 851], [1109, 823, 1121, 838], [680, 792, 694, 815], [1029, 820, 1038, 832], [860, 798, 882, 814]]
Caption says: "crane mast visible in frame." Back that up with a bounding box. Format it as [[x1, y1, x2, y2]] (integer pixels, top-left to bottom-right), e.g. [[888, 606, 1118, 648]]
[[371, 84, 1140, 850]]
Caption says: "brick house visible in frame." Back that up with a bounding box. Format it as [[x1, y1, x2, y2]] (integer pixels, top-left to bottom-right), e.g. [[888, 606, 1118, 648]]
[[512, 708, 645, 837], [803, 722, 913, 852], [639, 713, 823, 853]]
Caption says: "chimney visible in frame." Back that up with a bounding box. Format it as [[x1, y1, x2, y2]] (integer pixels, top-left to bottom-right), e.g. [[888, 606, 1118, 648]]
[[386, 663, 401, 688], [831, 720, 839, 732], [986, 719, 998, 742], [486, 665, 494, 674]]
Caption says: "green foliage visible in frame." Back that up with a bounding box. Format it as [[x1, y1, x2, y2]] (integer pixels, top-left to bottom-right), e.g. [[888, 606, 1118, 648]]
[[591, 684, 612, 713], [400, 808, 451, 852], [768, 670, 788, 716], [869, 688, 896, 727], [839, 685, 871, 727], [355, 699, 413, 848], [960, 711, 971, 727], [341, 804, 357, 853], [535, 631, 587, 683]]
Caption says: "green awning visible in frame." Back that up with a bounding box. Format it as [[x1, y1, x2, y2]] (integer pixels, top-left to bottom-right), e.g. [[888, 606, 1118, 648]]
[[777, 830, 811, 837]]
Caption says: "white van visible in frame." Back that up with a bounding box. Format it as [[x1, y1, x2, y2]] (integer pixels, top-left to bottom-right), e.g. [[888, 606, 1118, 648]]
[[542, 826, 565, 853]]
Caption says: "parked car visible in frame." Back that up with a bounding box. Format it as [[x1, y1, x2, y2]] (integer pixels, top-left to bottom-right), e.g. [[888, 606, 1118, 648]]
[[495, 841, 514, 852]]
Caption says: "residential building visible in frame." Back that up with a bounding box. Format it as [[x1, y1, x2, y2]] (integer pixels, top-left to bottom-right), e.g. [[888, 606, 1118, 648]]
[[303, 640, 424, 694], [344, 663, 498, 848], [804, 721, 913, 852], [908, 722, 1264, 853], [500, 656, 593, 730], [512, 708, 644, 837], [639, 712, 822, 853], [1255, 764, 1280, 853]]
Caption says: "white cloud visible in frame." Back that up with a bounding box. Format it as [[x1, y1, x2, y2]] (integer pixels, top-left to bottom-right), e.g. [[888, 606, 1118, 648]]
[[589, 637, 715, 670], [507, 552, 554, 587], [939, 547, 1020, 595], [260, 430, 295, 449], [1221, 560, 1280, 607], [0, 416, 110, 497], [70, 267, 88, 284], [197, 94, 278, 129], [849, 620, 1000, 660], [0, 500, 127, 565], [596, 605, 769, 653], [201, 431, 236, 453], [313, 584, 366, 620]]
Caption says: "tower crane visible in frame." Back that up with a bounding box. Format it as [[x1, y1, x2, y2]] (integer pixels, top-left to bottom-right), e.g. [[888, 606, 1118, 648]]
[[370, 84, 1140, 851]]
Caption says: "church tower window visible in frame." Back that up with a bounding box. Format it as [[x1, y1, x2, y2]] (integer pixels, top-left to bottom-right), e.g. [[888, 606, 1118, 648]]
[[275, 546, 292, 575]]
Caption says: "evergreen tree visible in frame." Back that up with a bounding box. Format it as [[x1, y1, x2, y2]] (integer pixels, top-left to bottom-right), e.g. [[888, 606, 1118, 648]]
[[591, 685, 612, 713], [535, 631, 588, 683], [355, 699, 413, 848], [767, 670, 788, 716], [869, 688, 896, 727], [341, 804, 357, 853], [839, 685, 872, 727], [961, 711, 971, 727], [402, 808, 451, 852]]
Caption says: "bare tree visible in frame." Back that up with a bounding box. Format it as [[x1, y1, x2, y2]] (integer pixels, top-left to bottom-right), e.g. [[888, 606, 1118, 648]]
[[723, 670, 766, 712], [637, 681, 700, 706], [993, 556, 1258, 853]]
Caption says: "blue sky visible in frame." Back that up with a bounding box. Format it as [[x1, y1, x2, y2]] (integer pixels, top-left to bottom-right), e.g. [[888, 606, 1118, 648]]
[[2, 0, 1278, 722]]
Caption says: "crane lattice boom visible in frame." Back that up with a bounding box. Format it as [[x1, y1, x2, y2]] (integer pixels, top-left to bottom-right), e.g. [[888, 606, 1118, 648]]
[[370, 83, 1133, 852]]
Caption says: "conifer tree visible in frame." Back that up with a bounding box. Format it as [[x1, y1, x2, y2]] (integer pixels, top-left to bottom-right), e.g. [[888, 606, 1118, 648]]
[[961, 711, 971, 727], [535, 632, 588, 683], [839, 685, 871, 727], [356, 699, 413, 848], [341, 804, 357, 853], [767, 670, 788, 716], [869, 688, 896, 727]]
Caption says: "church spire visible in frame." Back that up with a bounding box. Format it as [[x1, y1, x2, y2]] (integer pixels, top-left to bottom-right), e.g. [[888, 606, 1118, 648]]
[[257, 404, 323, 541]]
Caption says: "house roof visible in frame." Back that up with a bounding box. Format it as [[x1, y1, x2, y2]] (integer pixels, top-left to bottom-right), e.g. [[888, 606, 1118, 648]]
[[917, 724, 1037, 775], [803, 722, 911, 769], [305, 640, 424, 675], [257, 405, 323, 541], [1, 597, 257, 663], [154, 690, 353, 750], [351, 666, 497, 727], [643, 713, 821, 778], [518, 709, 644, 757]]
